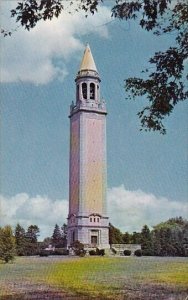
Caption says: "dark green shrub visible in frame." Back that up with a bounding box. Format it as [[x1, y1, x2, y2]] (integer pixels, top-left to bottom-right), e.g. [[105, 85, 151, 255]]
[[53, 249, 69, 255], [39, 250, 49, 257], [74, 249, 86, 256], [96, 248, 100, 255], [142, 249, 153, 256], [71, 240, 86, 257], [99, 249, 105, 256], [54, 250, 62, 255], [79, 251, 86, 257], [95, 248, 105, 256], [134, 249, 142, 257], [89, 249, 105, 256], [63, 249, 69, 255], [124, 249, 131, 256], [71, 240, 83, 249]]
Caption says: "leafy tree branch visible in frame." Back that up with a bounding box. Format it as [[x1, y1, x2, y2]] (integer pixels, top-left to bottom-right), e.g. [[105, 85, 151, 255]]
[[2, 0, 188, 133]]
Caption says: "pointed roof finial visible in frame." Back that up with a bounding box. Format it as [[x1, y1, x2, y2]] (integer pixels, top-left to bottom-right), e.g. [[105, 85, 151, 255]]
[[79, 44, 97, 72]]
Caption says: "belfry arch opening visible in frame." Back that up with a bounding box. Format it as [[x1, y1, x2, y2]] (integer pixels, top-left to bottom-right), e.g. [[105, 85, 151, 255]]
[[82, 83, 87, 100], [90, 82, 95, 100], [77, 85, 79, 101]]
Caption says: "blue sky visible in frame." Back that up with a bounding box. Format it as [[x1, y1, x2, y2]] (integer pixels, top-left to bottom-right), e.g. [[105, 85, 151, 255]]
[[1, 1, 187, 239]]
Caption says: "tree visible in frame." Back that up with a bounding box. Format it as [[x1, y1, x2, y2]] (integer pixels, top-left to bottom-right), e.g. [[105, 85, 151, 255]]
[[130, 231, 141, 244], [14, 223, 27, 256], [26, 225, 40, 242], [0, 225, 16, 263], [3, 0, 187, 134], [160, 227, 177, 256], [140, 225, 153, 255], [61, 223, 67, 247], [113, 0, 188, 134], [152, 217, 188, 256], [122, 231, 131, 243], [51, 224, 65, 248], [41, 237, 52, 249], [182, 222, 188, 256], [25, 225, 40, 255], [109, 223, 123, 244], [152, 229, 161, 256]]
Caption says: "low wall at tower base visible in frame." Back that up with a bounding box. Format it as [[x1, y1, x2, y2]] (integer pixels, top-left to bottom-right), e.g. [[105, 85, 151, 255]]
[[111, 244, 141, 256], [83, 244, 110, 251], [68, 243, 141, 256]]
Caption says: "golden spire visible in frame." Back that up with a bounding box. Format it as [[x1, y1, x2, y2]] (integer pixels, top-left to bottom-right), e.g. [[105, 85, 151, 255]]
[[79, 44, 97, 72]]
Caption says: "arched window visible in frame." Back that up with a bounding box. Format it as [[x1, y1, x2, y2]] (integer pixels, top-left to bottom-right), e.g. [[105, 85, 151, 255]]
[[90, 83, 95, 100], [82, 83, 87, 100]]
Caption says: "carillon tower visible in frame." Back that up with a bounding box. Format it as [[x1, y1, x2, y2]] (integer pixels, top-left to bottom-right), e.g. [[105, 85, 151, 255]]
[[67, 44, 109, 248]]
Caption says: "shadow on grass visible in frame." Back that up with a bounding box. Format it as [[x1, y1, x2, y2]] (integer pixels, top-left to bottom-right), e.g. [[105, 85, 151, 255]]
[[0, 291, 109, 300], [1, 291, 66, 300], [1, 287, 187, 300]]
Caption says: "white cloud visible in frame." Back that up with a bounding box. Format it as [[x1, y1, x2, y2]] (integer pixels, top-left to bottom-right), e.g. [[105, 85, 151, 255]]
[[1, 3, 111, 84], [0, 193, 68, 240], [1, 186, 187, 240], [108, 185, 188, 233]]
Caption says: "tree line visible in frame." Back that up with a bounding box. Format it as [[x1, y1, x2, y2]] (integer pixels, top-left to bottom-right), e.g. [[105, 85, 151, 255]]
[[109, 217, 188, 256], [0, 223, 67, 262], [0, 217, 187, 262]]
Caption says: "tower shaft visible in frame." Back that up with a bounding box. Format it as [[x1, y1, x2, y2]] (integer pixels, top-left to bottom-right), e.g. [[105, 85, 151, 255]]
[[67, 45, 109, 248]]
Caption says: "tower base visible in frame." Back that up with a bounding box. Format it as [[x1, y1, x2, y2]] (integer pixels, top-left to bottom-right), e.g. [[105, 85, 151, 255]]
[[67, 216, 110, 249]]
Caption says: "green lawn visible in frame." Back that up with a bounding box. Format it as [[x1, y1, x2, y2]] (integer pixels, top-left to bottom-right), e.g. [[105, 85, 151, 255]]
[[0, 256, 188, 299]]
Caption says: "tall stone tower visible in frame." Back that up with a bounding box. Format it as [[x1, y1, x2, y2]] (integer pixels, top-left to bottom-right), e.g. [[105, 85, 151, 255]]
[[67, 45, 109, 249]]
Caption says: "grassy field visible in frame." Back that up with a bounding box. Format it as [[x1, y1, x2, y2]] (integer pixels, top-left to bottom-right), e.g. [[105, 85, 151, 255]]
[[0, 256, 188, 299]]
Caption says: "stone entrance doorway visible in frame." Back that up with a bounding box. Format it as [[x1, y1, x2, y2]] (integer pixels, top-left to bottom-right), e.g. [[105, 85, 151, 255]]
[[91, 235, 98, 246], [90, 230, 99, 247]]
